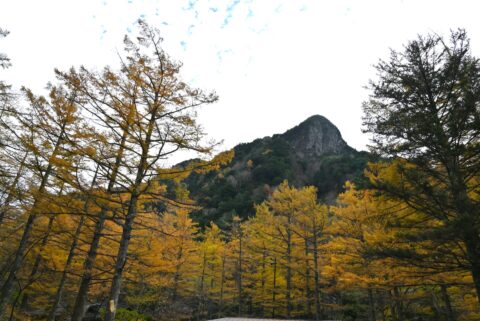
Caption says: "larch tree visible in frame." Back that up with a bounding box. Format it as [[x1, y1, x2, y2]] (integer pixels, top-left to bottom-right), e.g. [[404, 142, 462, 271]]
[[157, 207, 199, 309], [54, 20, 224, 321], [249, 181, 325, 318], [362, 29, 480, 301], [243, 212, 275, 316], [328, 183, 399, 321], [58, 60, 143, 321], [0, 85, 82, 316], [56, 21, 231, 321], [291, 185, 327, 321], [195, 223, 224, 318], [101, 21, 221, 321]]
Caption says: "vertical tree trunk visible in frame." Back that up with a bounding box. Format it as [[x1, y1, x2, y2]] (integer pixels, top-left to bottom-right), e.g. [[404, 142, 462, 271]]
[[389, 289, 398, 321], [441, 284, 456, 321], [312, 225, 321, 321], [430, 290, 441, 321], [272, 257, 277, 319], [447, 160, 480, 303], [464, 234, 480, 304], [238, 229, 242, 316], [393, 286, 404, 321], [368, 288, 376, 321], [260, 247, 266, 316], [286, 221, 292, 318], [377, 289, 386, 321], [172, 245, 184, 301], [304, 239, 312, 318], [198, 251, 207, 319], [219, 250, 226, 314]]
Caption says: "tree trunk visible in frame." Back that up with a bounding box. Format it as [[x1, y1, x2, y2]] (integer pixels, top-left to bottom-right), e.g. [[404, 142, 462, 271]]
[[0, 124, 65, 317], [464, 232, 480, 303], [104, 109, 157, 321], [368, 288, 376, 321], [219, 251, 226, 314], [272, 257, 277, 319], [286, 220, 292, 318], [172, 245, 184, 301], [393, 286, 404, 321], [71, 128, 128, 321], [48, 167, 98, 321], [238, 229, 242, 316], [260, 247, 266, 316], [198, 251, 207, 320], [104, 195, 139, 321], [0, 194, 44, 315], [312, 227, 321, 321], [0, 152, 28, 226], [70, 208, 107, 321], [446, 158, 480, 303], [304, 239, 312, 318], [441, 284, 456, 321], [21, 212, 56, 309], [48, 214, 85, 321], [430, 289, 442, 321], [377, 289, 386, 321], [389, 289, 398, 321]]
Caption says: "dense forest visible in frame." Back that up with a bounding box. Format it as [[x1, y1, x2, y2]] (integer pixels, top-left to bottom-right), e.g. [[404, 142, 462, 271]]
[[1, 22, 480, 321]]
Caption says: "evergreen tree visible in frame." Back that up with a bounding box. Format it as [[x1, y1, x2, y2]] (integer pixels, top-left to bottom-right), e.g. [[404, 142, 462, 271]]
[[363, 29, 480, 301]]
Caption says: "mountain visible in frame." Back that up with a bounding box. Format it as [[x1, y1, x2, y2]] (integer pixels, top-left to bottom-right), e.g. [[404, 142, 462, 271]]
[[182, 115, 371, 227]]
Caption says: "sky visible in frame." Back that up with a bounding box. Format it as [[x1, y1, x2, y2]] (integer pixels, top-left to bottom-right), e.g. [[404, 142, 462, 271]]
[[2, 0, 480, 161]]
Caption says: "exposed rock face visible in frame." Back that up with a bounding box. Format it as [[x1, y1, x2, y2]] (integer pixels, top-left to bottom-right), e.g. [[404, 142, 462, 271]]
[[282, 115, 351, 158]]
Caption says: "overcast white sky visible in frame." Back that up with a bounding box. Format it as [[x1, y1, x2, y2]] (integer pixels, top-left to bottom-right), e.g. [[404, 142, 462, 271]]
[[2, 0, 480, 160]]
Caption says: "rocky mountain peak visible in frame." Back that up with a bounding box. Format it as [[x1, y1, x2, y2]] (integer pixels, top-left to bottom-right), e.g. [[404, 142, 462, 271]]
[[281, 115, 351, 158], [181, 114, 368, 226]]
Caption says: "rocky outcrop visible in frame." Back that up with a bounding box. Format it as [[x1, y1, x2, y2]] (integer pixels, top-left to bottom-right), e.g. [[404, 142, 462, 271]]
[[282, 115, 351, 158]]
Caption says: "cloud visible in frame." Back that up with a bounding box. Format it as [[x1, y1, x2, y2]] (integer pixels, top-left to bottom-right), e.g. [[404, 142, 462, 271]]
[[226, 0, 241, 13], [222, 0, 242, 27], [184, 0, 198, 12]]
